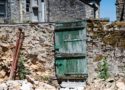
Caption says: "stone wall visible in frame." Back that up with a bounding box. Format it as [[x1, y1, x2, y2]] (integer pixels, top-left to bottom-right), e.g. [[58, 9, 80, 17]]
[[87, 20, 125, 82], [116, 1, 123, 21], [116, 0, 125, 21], [0, 19, 125, 85], [0, 23, 55, 84], [4, 0, 20, 23], [1, 0, 29, 23], [1, 0, 101, 23], [49, 0, 100, 22]]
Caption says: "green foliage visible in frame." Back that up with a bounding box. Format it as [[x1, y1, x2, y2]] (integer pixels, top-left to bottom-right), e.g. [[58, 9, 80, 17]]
[[98, 58, 110, 80], [23, 20, 32, 23], [13, 20, 17, 23], [34, 75, 41, 81], [18, 52, 30, 80], [42, 75, 49, 81]]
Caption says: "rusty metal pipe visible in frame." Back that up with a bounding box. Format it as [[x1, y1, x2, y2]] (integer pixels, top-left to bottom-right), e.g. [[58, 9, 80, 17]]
[[12, 32, 24, 80], [9, 31, 24, 80], [9, 32, 20, 80]]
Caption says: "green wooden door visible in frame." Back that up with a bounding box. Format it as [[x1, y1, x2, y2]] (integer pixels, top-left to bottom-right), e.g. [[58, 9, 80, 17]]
[[55, 21, 87, 79]]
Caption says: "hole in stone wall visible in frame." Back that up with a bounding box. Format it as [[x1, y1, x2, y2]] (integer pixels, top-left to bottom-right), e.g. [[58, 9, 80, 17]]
[[1, 46, 8, 52], [27, 54, 38, 64]]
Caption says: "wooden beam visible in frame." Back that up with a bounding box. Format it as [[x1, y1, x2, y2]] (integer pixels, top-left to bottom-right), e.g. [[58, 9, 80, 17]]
[[55, 53, 86, 58]]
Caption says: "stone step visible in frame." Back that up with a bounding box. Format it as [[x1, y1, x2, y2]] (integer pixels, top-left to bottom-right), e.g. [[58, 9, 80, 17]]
[[59, 81, 86, 90]]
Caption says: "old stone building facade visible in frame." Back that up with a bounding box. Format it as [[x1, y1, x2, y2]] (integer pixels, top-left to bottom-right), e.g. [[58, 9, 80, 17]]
[[49, 0, 101, 22], [116, 0, 125, 21], [0, 0, 101, 23]]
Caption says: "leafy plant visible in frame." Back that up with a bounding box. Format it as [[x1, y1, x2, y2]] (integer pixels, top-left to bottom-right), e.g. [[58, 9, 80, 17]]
[[13, 20, 17, 23], [18, 52, 30, 80], [23, 20, 32, 23], [98, 57, 110, 80], [34, 75, 41, 81], [42, 75, 50, 81]]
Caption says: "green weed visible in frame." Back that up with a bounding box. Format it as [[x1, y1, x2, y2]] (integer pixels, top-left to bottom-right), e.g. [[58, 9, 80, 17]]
[[98, 58, 110, 80]]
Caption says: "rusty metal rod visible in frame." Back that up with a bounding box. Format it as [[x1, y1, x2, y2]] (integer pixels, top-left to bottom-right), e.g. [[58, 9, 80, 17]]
[[9, 30, 24, 80], [9, 32, 20, 80], [13, 33, 20, 63]]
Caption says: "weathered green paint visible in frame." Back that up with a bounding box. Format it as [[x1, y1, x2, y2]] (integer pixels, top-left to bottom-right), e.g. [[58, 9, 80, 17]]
[[55, 21, 87, 79]]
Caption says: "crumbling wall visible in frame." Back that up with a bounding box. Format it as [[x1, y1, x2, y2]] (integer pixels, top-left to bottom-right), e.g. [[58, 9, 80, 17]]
[[87, 20, 125, 82], [0, 23, 55, 84]]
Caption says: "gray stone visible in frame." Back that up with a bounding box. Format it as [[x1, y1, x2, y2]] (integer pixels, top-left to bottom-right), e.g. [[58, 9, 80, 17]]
[[0, 0, 101, 23], [0, 83, 7, 90], [20, 81, 33, 90]]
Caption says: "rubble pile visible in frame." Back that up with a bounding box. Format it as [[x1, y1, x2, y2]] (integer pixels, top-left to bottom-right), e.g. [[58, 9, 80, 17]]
[[0, 80, 57, 90], [0, 77, 124, 90], [85, 76, 125, 90]]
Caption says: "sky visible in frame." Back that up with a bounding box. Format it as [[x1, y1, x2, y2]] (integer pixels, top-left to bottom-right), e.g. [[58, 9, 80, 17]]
[[100, 0, 116, 21]]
